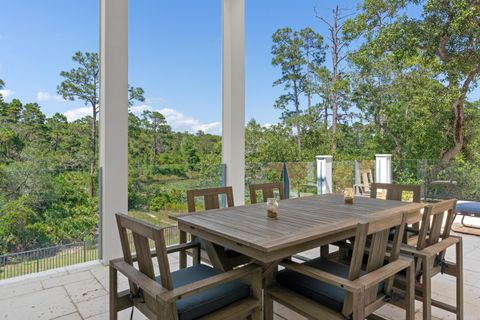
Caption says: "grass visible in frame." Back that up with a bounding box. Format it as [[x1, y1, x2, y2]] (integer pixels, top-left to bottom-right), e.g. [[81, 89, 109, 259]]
[[0, 245, 98, 280], [129, 210, 180, 227]]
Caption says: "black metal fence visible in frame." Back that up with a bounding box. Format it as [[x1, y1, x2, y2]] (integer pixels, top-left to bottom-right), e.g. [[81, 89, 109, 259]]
[[0, 226, 180, 281]]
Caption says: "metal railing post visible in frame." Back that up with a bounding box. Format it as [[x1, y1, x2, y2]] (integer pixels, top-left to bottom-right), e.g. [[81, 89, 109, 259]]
[[36, 250, 40, 273], [282, 162, 290, 199], [83, 241, 87, 263]]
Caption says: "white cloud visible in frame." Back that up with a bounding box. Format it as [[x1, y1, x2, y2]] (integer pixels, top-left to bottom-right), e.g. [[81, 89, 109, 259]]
[[130, 104, 151, 115], [37, 91, 64, 102], [0, 89, 14, 98], [129, 104, 220, 134], [64, 103, 221, 134], [63, 107, 91, 122], [157, 107, 221, 134]]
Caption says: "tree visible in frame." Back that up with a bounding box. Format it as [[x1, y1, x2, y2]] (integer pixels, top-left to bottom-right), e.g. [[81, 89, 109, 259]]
[[142, 110, 171, 158], [316, 5, 350, 151], [58, 51, 145, 196], [345, 0, 480, 172], [272, 28, 325, 149]]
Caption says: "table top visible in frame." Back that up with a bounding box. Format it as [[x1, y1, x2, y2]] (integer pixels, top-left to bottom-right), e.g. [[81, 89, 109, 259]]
[[172, 194, 424, 259]]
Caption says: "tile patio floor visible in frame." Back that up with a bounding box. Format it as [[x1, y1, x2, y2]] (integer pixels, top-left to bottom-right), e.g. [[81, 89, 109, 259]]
[[1, 216, 480, 320]]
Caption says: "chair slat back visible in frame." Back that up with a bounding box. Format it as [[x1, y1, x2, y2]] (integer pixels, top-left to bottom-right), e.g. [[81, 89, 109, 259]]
[[249, 182, 286, 204], [371, 183, 421, 202], [115, 213, 173, 309], [343, 211, 407, 316], [361, 169, 374, 186], [187, 187, 234, 212], [416, 199, 457, 251]]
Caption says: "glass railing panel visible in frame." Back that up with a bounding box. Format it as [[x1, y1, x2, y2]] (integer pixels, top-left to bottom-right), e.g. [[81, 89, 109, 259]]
[[128, 163, 223, 226], [285, 162, 317, 199], [332, 160, 354, 194], [245, 162, 284, 203]]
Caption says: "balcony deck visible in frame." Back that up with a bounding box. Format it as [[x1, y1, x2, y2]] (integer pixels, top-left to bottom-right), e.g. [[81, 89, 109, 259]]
[[1, 219, 480, 320]]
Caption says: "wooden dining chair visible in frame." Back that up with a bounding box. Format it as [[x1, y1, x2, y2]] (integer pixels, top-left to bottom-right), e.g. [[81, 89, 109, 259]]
[[393, 199, 463, 320], [110, 213, 262, 320], [265, 211, 416, 320], [371, 183, 422, 203], [354, 168, 374, 194], [183, 186, 251, 269], [249, 182, 286, 204]]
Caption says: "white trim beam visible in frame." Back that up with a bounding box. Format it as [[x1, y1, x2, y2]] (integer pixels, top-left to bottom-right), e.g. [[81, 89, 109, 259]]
[[99, 0, 128, 264], [222, 0, 245, 205]]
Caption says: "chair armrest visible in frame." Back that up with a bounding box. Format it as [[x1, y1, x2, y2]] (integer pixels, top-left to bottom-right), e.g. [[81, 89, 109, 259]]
[[110, 259, 167, 297], [166, 241, 199, 254], [355, 257, 412, 289], [398, 244, 429, 258], [280, 259, 361, 293], [422, 236, 460, 256], [399, 236, 460, 258], [405, 226, 420, 234], [124, 241, 199, 262], [160, 263, 262, 303]]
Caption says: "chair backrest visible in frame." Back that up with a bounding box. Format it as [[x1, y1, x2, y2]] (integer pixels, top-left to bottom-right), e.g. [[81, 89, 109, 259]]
[[343, 210, 407, 316], [186, 187, 234, 213], [371, 183, 421, 202], [249, 182, 286, 204], [416, 199, 457, 252], [115, 213, 173, 311], [360, 169, 374, 187]]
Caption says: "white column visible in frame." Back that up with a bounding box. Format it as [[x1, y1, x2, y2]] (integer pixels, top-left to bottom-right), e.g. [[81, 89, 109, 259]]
[[316, 156, 333, 194], [375, 154, 392, 183], [99, 0, 128, 264], [222, 0, 245, 205]]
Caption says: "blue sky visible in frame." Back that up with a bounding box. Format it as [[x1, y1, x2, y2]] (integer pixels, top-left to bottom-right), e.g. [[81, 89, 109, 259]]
[[0, 0, 362, 134], [4, 1, 473, 135]]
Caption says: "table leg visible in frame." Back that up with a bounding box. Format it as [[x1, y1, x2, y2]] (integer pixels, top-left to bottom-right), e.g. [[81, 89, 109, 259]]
[[203, 240, 231, 272], [179, 230, 187, 269], [261, 260, 281, 320]]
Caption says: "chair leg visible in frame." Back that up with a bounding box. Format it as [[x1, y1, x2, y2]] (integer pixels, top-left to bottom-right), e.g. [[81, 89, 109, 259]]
[[109, 265, 118, 320], [263, 293, 274, 320], [405, 261, 415, 320], [352, 291, 365, 320], [456, 239, 464, 320], [320, 245, 329, 258], [249, 307, 262, 320], [422, 256, 432, 320]]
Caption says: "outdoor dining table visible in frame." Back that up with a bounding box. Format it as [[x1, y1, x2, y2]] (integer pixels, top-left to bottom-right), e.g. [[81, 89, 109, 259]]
[[171, 194, 425, 272]]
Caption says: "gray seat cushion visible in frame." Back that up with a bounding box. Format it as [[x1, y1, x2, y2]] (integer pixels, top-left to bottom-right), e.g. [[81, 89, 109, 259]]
[[155, 264, 250, 320], [277, 257, 384, 313], [277, 257, 352, 312]]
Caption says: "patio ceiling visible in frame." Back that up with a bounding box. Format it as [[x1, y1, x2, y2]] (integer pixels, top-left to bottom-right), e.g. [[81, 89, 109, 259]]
[[98, 0, 246, 264]]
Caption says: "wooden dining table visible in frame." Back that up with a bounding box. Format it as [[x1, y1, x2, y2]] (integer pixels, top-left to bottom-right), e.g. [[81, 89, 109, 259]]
[[171, 194, 425, 272]]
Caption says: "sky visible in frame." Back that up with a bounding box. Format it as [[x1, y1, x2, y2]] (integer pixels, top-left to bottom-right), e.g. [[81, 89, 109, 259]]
[[0, 0, 459, 135], [0, 0, 363, 134]]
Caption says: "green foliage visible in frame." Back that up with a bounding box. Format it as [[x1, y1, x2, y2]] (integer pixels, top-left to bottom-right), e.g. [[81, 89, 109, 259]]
[[2, 3, 480, 256]]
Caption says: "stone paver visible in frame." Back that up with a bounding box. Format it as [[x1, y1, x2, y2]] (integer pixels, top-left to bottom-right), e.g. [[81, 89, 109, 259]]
[[76, 294, 108, 319], [52, 313, 83, 320], [64, 277, 107, 303], [41, 271, 93, 289], [0, 280, 43, 300], [0, 286, 76, 320]]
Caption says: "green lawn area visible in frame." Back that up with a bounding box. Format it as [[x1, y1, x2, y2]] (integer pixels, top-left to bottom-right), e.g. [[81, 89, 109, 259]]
[[128, 210, 180, 227], [0, 245, 98, 280]]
